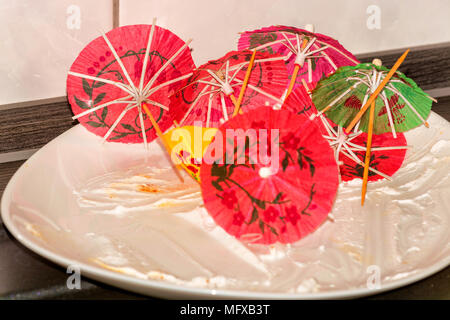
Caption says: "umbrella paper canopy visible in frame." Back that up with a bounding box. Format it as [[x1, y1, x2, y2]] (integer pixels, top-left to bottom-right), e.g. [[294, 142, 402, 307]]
[[162, 125, 217, 182], [283, 86, 408, 182], [238, 25, 359, 89], [67, 23, 195, 143], [200, 107, 339, 244], [312, 63, 434, 136], [170, 50, 288, 128]]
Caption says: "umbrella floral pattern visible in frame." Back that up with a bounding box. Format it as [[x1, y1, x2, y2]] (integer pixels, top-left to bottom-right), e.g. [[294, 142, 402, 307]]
[[67, 23, 195, 143], [238, 25, 359, 89], [312, 63, 435, 136], [283, 86, 408, 182], [171, 50, 288, 128], [200, 107, 339, 244]]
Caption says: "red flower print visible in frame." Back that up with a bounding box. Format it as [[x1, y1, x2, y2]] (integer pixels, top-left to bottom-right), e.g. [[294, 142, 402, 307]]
[[88, 67, 95, 74], [377, 94, 406, 125], [344, 95, 362, 109], [221, 190, 238, 209], [285, 205, 300, 225], [232, 212, 245, 226], [283, 132, 300, 149], [263, 206, 279, 223]]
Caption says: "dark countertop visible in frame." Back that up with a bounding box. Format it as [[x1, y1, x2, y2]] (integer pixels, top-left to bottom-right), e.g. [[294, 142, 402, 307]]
[[0, 45, 450, 300]]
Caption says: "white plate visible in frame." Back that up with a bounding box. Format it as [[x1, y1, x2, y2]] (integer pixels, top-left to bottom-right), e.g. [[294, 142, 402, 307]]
[[2, 112, 450, 299]]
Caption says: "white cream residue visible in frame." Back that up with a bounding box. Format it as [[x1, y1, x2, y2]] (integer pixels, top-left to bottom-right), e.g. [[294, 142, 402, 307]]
[[53, 113, 450, 293]]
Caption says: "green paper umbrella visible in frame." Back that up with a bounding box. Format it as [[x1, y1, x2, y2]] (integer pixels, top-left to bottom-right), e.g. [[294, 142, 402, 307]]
[[311, 61, 435, 137]]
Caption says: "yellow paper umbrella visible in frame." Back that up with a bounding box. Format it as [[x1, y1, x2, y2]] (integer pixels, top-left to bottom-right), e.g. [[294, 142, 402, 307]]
[[163, 126, 217, 182]]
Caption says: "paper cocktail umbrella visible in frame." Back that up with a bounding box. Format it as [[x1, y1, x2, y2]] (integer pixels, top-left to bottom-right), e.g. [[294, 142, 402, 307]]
[[67, 21, 195, 144], [312, 57, 435, 137], [200, 107, 339, 244], [162, 126, 217, 182], [238, 24, 359, 95], [170, 50, 288, 128], [283, 86, 408, 182], [312, 54, 435, 204]]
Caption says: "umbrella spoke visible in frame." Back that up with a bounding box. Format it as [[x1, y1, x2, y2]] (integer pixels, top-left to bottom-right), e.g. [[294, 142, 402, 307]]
[[139, 18, 157, 93], [385, 84, 429, 126], [219, 92, 229, 121], [354, 87, 370, 132], [102, 103, 136, 142], [101, 31, 138, 95], [206, 93, 213, 128], [197, 80, 221, 87], [143, 39, 193, 95], [68, 71, 134, 95], [178, 85, 210, 126], [281, 32, 297, 53], [340, 149, 391, 180], [368, 146, 409, 151], [233, 80, 283, 104], [72, 95, 134, 120], [229, 64, 245, 83], [144, 99, 169, 111], [146, 72, 193, 96], [316, 82, 362, 117], [307, 44, 330, 56], [307, 59, 313, 83], [303, 37, 317, 53], [319, 50, 338, 71], [319, 115, 337, 136], [380, 91, 397, 138], [137, 104, 148, 149]]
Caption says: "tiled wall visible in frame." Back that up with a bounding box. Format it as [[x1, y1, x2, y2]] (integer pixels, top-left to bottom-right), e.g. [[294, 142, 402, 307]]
[[0, 0, 449, 169], [120, 0, 450, 66], [0, 0, 113, 105]]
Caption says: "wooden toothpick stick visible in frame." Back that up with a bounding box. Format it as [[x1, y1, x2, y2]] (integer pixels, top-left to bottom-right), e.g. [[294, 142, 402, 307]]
[[141, 103, 184, 183], [361, 100, 376, 205], [233, 49, 257, 116], [345, 49, 410, 133]]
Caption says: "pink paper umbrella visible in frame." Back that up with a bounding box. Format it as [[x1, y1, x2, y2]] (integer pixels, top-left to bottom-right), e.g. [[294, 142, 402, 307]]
[[67, 21, 195, 144], [170, 50, 288, 128], [200, 107, 339, 244], [283, 86, 408, 182], [238, 25, 359, 91]]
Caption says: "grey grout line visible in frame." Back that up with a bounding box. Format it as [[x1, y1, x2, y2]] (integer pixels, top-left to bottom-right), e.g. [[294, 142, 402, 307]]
[[0, 96, 67, 112], [113, 0, 120, 28], [0, 149, 38, 164]]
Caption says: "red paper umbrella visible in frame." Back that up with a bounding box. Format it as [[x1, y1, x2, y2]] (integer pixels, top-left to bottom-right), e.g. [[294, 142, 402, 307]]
[[283, 86, 408, 182], [238, 25, 359, 91], [200, 107, 339, 244], [67, 22, 195, 144], [170, 50, 288, 128]]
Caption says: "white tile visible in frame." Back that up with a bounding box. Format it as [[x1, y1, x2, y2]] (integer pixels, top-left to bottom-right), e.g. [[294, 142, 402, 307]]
[[119, 0, 450, 66], [0, 0, 113, 104]]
